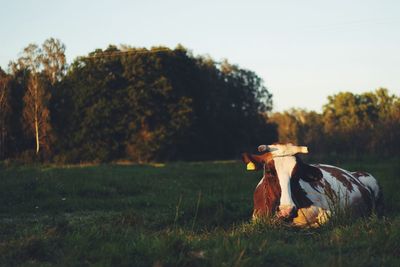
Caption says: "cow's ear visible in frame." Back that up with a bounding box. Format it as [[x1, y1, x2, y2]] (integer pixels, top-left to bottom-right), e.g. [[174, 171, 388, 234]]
[[242, 153, 251, 164]]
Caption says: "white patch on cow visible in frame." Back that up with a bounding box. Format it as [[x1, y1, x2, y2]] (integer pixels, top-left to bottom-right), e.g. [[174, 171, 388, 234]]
[[256, 176, 264, 188], [357, 173, 380, 198], [319, 164, 365, 203], [299, 179, 329, 209], [273, 156, 296, 208]]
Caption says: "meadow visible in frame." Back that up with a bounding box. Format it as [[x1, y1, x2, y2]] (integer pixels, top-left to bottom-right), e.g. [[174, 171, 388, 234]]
[[0, 156, 399, 266]]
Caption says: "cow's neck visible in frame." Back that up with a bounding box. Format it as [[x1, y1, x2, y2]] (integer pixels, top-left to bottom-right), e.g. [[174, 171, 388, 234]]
[[273, 156, 297, 207]]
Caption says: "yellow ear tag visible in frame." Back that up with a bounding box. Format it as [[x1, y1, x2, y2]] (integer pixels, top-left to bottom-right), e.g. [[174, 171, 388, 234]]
[[246, 162, 256, 171]]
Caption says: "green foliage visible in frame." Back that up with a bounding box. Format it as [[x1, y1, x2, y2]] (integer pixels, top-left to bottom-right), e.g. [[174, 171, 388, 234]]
[[3, 37, 398, 162], [5, 68, 31, 157], [0, 158, 399, 266], [4, 38, 67, 161], [51, 45, 274, 162], [271, 88, 400, 155], [0, 70, 12, 159], [270, 109, 326, 153]]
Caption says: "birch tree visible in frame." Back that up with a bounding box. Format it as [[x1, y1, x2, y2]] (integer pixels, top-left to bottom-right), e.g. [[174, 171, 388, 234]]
[[41, 38, 66, 85], [19, 44, 51, 156]]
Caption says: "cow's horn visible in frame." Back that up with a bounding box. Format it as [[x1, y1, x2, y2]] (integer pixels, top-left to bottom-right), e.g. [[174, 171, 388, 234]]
[[297, 146, 308, 154], [258, 145, 267, 152], [267, 144, 308, 157]]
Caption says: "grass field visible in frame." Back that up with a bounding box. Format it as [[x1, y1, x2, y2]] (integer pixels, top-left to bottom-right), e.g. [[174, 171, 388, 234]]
[[1, 157, 399, 266]]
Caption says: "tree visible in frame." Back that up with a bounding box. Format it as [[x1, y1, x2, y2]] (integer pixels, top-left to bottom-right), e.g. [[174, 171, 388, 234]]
[[10, 38, 66, 159], [178, 56, 274, 159], [0, 69, 11, 159], [53, 45, 275, 162], [41, 38, 67, 85], [369, 88, 400, 154], [269, 109, 324, 153], [5, 66, 30, 157], [269, 88, 399, 156], [307, 88, 399, 155], [53, 46, 132, 162], [18, 44, 52, 157], [269, 110, 301, 144]]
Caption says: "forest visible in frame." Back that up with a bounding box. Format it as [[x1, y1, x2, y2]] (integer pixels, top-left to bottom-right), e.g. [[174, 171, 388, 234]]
[[0, 38, 399, 163], [270, 89, 400, 156]]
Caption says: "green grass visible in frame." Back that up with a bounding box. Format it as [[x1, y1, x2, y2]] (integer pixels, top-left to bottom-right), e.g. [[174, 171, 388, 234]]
[[0, 157, 399, 266]]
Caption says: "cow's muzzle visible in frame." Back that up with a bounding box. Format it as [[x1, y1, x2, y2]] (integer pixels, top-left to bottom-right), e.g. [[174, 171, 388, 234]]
[[277, 205, 298, 220]]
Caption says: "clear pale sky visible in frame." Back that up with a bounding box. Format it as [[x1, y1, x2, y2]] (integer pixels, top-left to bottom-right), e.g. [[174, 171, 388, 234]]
[[1, 0, 399, 112]]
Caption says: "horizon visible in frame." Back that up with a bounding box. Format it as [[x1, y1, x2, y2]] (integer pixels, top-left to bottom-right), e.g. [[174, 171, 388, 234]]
[[1, 0, 399, 112]]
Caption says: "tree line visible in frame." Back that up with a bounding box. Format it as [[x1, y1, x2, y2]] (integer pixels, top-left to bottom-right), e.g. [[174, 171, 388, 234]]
[[270, 88, 400, 156], [0, 38, 398, 163], [0, 39, 274, 163]]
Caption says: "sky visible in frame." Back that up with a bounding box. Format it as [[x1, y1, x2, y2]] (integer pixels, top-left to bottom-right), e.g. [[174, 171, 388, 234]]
[[1, 0, 399, 112]]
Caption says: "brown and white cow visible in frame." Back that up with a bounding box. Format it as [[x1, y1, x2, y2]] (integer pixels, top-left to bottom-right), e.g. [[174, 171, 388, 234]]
[[242, 143, 383, 227]]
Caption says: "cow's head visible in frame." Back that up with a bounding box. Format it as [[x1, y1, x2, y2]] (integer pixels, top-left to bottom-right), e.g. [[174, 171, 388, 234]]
[[243, 143, 309, 219]]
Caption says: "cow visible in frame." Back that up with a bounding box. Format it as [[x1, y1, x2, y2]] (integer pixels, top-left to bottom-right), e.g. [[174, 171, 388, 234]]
[[242, 143, 383, 227]]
